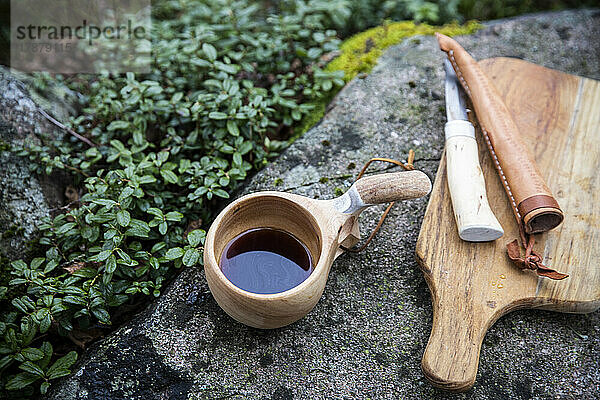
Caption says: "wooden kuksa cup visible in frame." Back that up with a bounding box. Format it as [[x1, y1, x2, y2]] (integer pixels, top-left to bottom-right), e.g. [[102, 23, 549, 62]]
[[203, 170, 432, 329]]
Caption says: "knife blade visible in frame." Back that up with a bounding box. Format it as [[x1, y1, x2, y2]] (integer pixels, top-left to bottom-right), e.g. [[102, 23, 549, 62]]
[[444, 59, 469, 122], [443, 59, 503, 242]]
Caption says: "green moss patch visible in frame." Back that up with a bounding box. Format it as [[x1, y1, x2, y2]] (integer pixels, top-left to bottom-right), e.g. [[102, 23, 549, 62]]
[[295, 21, 481, 137], [328, 20, 482, 82]]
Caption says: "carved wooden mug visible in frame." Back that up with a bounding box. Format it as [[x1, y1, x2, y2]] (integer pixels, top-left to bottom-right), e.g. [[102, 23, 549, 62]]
[[203, 170, 432, 329]]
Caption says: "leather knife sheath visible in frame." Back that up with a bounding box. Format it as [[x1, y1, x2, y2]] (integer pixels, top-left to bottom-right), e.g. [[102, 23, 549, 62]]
[[436, 33, 564, 234]]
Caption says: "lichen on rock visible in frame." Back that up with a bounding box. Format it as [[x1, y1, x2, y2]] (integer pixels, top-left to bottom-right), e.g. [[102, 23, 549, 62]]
[[0, 67, 71, 261]]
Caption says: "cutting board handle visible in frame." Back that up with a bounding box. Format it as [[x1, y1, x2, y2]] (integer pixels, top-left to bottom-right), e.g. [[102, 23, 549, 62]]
[[421, 297, 490, 392]]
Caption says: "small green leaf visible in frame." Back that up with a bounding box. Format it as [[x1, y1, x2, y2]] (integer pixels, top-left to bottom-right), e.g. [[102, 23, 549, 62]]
[[56, 222, 76, 235], [0, 355, 12, 369], [119, 186, 134, 201], [110, 139, 126, 151], [104, 228, 118, 240], [39, 342, 52, 369], [115, 248, 132, 264], [220, 144, 235, 154], [63, 296, 86, 306], [159, 221, 168, 235], [146, 207, 163, 217], [107, 120, 129, 131], [165, 247, 184, 260], [233, 152, 242, 166], [182, 248, 200, 266], [171, 92, 184, 103], [5, 372, 40, 390], [48, 369, 71, 380], [208, 111, 228, 120], [313, 32, 325, 42], [138, 175, 157, 184], [149, 257, 160, 269], [116, 210, 131, 227], [19, 361, 45, 377], [157, 151, 169, 163], [43, 295, 53, 307], [44, 259, 59, 274], [202, 43, 217, 61], [213, 189, 229, 199], [227, 120, 239, 136], [40, 381, 50, 394], [39, 313, 51, 333], [126, 219, 150, 238], [307, 47, 322, 59], [214, 61, 238, 74], [47, 351, 77, 376], [11, 260, 28, 271], [160, 169, 178, 184], [238, 141, 252, 155], [97, 249, 112, 262], [92, 199, 117, 208], [177, 107, 190, 117], [187, 229, 205, 247], [12, 298, 28, 313], [151, 242, 167, 253], [92, 308, 111, 324], [51, 303, 69, 313], [31, 257, 45, 268], [105, 254, 117, 273], [72, 268, 97, 278], [164, 211, 183, 222], [22, 347, 44, 361]]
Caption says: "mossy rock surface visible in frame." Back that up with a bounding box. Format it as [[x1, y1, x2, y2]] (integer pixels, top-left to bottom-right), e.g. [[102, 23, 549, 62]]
[[48, 10, 600, 400], [294, 20, 481, 138]]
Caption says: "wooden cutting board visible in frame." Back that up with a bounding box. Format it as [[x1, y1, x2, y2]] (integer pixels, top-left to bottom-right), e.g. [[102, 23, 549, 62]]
[[415, 57, 600, 392]]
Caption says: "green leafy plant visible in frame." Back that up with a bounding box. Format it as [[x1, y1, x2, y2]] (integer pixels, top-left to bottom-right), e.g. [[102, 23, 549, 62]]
[[333, 0, 463, 35], [1, 0, 348, 396]]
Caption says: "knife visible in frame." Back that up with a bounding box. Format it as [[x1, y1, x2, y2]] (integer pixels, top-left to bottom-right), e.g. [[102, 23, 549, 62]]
[[443, 59, 503, 242]]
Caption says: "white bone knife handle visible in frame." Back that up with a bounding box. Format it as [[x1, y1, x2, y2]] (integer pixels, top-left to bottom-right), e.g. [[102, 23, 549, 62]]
[[445, 120, 503, 241]]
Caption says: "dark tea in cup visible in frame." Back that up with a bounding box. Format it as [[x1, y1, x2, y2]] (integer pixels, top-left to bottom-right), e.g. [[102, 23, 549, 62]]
[[219, 228, 314, 294]]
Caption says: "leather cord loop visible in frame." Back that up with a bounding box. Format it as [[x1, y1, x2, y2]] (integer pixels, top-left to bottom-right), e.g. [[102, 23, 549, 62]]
[[506, 224, 568, 280], [341, 151, 415, 253]]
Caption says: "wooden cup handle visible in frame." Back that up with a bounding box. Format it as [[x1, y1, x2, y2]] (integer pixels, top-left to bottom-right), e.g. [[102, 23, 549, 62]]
[[354, 170, 432, 204]]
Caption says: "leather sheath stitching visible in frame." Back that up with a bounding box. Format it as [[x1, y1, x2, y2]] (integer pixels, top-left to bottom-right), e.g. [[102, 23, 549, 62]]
[[480, 126, 521, 219], [449, 50, 472, 97], [448, 52, 522, 221]]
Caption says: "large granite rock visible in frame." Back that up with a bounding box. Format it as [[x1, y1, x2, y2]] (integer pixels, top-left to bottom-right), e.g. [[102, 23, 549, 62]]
[[0, 68, 72, 262], [48, 9, 600, 400]]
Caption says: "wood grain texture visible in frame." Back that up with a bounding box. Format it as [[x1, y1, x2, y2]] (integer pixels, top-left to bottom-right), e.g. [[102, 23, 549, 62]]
[[445, 134, 503, 241], [415, 57, 600, 391], [355, 170, 432, 204]]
